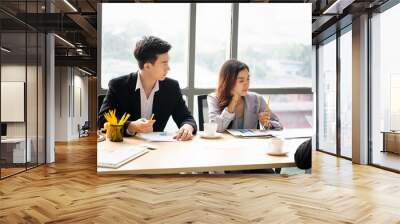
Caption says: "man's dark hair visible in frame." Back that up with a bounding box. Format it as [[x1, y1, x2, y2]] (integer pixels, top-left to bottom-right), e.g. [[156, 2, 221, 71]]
[[134, 36, 171, 69]]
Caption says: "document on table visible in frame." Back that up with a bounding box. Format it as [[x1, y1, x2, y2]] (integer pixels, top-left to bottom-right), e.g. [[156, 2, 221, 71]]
[[97, 146, 149, 169], [227, 128, 313, 139], [226, 129, 276, 137], [137, 132, 176, 142]]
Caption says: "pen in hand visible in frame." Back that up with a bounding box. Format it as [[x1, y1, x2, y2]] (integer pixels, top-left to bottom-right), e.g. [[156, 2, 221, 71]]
[[140, 113, 155, 124], [266, 96, 270, 112], [148, 113, 154, 121], [141, 114, 154, 122], [264, 96, 271, 129]]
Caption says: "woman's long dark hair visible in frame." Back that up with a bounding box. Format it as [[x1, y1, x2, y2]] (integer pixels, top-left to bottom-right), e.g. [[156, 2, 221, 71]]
[[216, 59, 249, 111]]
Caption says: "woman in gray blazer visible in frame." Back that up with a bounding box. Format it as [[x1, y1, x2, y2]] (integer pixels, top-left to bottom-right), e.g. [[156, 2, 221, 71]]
[[208, 59, 283, 132]]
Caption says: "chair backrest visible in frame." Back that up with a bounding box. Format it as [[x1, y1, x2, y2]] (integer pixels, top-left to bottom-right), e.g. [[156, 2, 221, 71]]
[[197, 95, 209, 131], [82, 121, 90, 129], [98, 94, 106, 115], [97, 94, 106, 130], [294, 138, 312, 170], [1, 123, 7, 137]]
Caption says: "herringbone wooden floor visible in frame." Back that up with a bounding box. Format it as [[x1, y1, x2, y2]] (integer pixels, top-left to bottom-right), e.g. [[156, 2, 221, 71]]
[[1, 135, 400, 223]]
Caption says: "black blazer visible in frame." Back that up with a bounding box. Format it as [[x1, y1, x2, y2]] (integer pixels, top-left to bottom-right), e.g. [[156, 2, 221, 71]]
[[98, 72, 197, 135]]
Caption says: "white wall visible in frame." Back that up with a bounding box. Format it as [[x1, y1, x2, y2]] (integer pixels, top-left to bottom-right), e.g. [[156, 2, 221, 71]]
[[54, 66, 89, 141], [55, 66, 69, 141], [1, 65, 34, 138]]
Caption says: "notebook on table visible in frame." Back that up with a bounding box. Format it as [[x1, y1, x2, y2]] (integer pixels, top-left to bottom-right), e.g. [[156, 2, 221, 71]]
[[98, 146, 149, 169]]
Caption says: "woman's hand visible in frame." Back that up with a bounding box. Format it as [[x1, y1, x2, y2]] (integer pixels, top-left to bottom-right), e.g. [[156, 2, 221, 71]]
[[227, 93, 241, 113], [258, 112, 272, 129]]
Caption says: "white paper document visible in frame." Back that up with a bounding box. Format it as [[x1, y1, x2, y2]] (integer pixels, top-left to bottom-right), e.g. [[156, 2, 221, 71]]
[[226, 129, 276, 137], [226, 128, 313, 139], [137, 132, 176, 142], [98, 146, 149, 168]]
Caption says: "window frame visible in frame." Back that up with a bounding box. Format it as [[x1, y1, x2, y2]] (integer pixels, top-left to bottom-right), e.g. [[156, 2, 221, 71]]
[[315, 17, 354, 163], [368, 0, 400, 173]]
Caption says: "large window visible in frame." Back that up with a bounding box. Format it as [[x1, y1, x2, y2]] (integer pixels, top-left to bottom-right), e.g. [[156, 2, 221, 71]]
[[195, 4, 231, 88], [101, 3, 190, 89], [340, 29, 352, 158], [371, 3, 400, 171], [317, 37, 337, 154], [238, 4, 312, 88]]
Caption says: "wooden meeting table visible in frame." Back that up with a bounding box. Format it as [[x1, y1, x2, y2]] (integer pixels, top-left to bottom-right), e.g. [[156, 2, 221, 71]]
[[97, 129, 311, 175]]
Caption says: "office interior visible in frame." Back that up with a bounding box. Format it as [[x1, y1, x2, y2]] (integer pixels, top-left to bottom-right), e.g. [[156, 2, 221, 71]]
[[0, 0, 97, 179], [1, 0, 400, 222]]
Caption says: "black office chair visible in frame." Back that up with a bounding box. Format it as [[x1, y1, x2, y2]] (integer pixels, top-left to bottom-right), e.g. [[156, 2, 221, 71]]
[[98, 94, 106, 114], [197, 95, 209, 131], [294, 138, 312, 170], [78, 121, 90, 138], [97, 94, 106, 130]]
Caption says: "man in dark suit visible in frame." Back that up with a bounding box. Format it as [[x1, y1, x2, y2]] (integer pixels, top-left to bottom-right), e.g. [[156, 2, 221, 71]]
[[99, 36, 197, 141]]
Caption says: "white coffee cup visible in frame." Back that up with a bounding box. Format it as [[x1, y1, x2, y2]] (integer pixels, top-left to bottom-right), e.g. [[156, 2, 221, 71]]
[[268, 138, 284, 153], [204, 122, 217, 137]]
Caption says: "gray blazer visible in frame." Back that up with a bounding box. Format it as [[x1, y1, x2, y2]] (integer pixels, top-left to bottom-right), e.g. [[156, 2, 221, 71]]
[[207, 92, 283, 132]]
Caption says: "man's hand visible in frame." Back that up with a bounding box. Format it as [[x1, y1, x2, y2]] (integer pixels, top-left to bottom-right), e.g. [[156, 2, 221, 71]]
[[258, 112, 272, 129], [128, 118, 156, 133], [174, 124, 194, 141]]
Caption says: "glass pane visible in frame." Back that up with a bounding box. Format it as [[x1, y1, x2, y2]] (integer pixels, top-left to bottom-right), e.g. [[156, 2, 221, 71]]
[[318, 38, 337, 154], [25, 0, 38, 169], [340, 30, 352, 158], [371, 4, 400, 171], [195, 4, 231, 88], [1, 30, 28, 177], [101, 3, 190, 89], [238, 4, 312, 88]]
